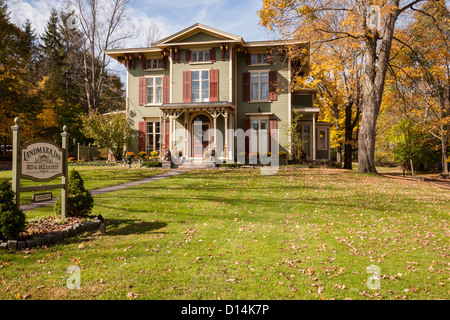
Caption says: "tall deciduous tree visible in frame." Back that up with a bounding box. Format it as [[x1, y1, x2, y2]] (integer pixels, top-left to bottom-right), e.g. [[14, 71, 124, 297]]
[[258, 0, 430, 173], [69, 0, 131, 114], [386, 0, 449, 175]]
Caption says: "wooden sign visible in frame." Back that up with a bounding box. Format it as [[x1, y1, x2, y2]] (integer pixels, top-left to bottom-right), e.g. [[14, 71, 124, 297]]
[[20, 140, 63, 182], [11, 118, 69, 218], [33, 192, 53, 202]]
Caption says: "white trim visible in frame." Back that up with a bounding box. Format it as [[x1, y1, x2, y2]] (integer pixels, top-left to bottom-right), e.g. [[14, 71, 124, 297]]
[[229, 46, 233, 103], [169, 56, 173, 103], [249, 70, 269, 102], [191, 69, 210, 103], [156, 23, 243, 45], [288, 57, 292, 157], [144, 75, 164, 105]]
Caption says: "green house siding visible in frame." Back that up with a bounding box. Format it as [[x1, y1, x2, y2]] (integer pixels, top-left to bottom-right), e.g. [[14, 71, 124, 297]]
[[235, 51, 291, 153], [105, 24, 322, 160], [172, 48, 230, 103], [179, 32, 225, 43]]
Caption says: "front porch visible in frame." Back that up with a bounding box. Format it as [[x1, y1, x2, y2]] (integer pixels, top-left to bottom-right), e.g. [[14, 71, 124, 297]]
[[160, 102, 236, 166]]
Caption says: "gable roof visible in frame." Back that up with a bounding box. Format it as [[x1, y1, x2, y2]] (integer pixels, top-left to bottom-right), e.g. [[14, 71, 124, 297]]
[[156, 23, 243, 47], [105, 23, 308, 62]]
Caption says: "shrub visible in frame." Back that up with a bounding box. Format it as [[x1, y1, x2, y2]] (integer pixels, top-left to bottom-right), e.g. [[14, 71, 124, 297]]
[[219, 162, 242, 168], [279, 151, 287, 159], [54, 170, 94, 217], [141, 161, 162, 168], [137, 151, 148, 158], [0, 179, 26, 240]]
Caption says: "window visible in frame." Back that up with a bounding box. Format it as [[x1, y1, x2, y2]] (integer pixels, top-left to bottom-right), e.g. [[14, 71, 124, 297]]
[[251, 53, 269, 65], [192, 70, 209, 102], [249, 117, 269, 154], [147, 59, 163, 70], [192, 50, 210, 63], [250, 71, 269, 101], [318, 129, 327, 150], [146, 76, 163, 104], [146, 121, 161, 154]]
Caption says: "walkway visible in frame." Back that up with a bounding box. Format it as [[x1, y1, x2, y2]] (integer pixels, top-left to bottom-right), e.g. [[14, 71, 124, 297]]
[[20, 169, 188, 212]]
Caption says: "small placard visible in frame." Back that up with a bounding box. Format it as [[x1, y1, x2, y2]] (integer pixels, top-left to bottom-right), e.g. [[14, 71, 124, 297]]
[[33, 192, 53, 202]]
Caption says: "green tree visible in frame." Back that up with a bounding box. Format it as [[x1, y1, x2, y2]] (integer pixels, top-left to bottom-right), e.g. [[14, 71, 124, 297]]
[[82, 111, 135, 160]]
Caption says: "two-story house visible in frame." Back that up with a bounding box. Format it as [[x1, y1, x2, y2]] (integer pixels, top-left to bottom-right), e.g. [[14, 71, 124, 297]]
[[106, 23, 331, 165]]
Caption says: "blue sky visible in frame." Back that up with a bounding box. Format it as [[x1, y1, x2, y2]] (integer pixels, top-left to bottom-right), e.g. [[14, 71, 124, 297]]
[[8, 0, 274, 81], [8, 0, 274, 46]]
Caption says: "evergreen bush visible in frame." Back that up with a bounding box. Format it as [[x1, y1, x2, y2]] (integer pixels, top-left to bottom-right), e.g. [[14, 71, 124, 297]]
[[0, 179, 26, 240], [54, 170, 94, 217], [141, 161, 162, 168]]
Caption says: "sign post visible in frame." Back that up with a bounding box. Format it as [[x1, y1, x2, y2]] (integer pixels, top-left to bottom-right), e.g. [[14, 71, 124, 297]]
[[61, 126, 69, 219], [11, 117, 69, 218], [11, 118, 22, 205]]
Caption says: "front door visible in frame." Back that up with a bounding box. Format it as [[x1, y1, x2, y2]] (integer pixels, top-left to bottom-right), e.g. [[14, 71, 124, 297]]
[[192, 115, 211, 158]]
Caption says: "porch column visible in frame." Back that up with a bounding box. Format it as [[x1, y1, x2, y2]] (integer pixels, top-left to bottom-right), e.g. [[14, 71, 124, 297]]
[[169, 115, 174, 151], [223, 111, 228, 161], [161, 116, 166, 154], [312, 114, 316, 161], [207, 110, 220, 150]]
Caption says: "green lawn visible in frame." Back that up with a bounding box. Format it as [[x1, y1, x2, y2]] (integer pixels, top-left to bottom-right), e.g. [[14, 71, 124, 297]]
[[0, 165, 168, 207], [0, 166, 448, 300]]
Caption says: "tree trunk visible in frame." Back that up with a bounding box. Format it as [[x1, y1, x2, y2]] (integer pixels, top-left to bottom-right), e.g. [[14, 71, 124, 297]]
[[358, 103, 378, 173], [336, 145, 342, 166], [442, 130, 448, 176], [344, 102, 354, 170], [358, 3, 399, 173]]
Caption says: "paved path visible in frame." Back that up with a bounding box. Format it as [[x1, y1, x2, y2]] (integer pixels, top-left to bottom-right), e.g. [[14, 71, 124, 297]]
[[20, 169, 188, 212]]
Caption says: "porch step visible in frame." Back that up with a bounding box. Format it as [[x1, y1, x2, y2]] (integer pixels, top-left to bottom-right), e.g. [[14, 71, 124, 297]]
[[173, 159, 215, 169]]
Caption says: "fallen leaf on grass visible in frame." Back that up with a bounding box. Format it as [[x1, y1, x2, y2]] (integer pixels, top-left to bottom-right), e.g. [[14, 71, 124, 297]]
[[127, 292, 139, 299]]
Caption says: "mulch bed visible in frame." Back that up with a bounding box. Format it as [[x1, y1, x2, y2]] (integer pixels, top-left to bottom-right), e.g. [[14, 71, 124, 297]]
[[16, 216, 93, 241]]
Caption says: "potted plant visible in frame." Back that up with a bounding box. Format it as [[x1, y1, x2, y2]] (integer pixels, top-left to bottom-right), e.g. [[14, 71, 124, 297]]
[[278, 151, 288, 165], [125, 151, 135, 168]]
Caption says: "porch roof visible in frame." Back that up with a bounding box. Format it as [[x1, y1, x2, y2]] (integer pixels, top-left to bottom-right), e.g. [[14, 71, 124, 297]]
[[159, 102, 236, 113]]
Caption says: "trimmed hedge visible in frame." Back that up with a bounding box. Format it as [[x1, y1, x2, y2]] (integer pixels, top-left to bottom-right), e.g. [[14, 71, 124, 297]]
[[0, 179, 26, 240]]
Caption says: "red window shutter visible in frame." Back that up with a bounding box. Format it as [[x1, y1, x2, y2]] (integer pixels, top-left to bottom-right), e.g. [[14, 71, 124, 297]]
[[138, 121, 146, 152], [243, 118, 250, 155], [269, 71, 278, 101], [163, 76, 170, 104], [183, 71, 192, 103], [138, 78, 146, 105], [269, 119, 278, 153], [142, 57, 147, 70], [210, 49, 216, 62], [242, 72, 250, 102], [162, 57, 167, 69], [185, 50, 191, 63], [165, 120, 170, 150], [246, 53, 251, 65], [209, 69, 219, 102]]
